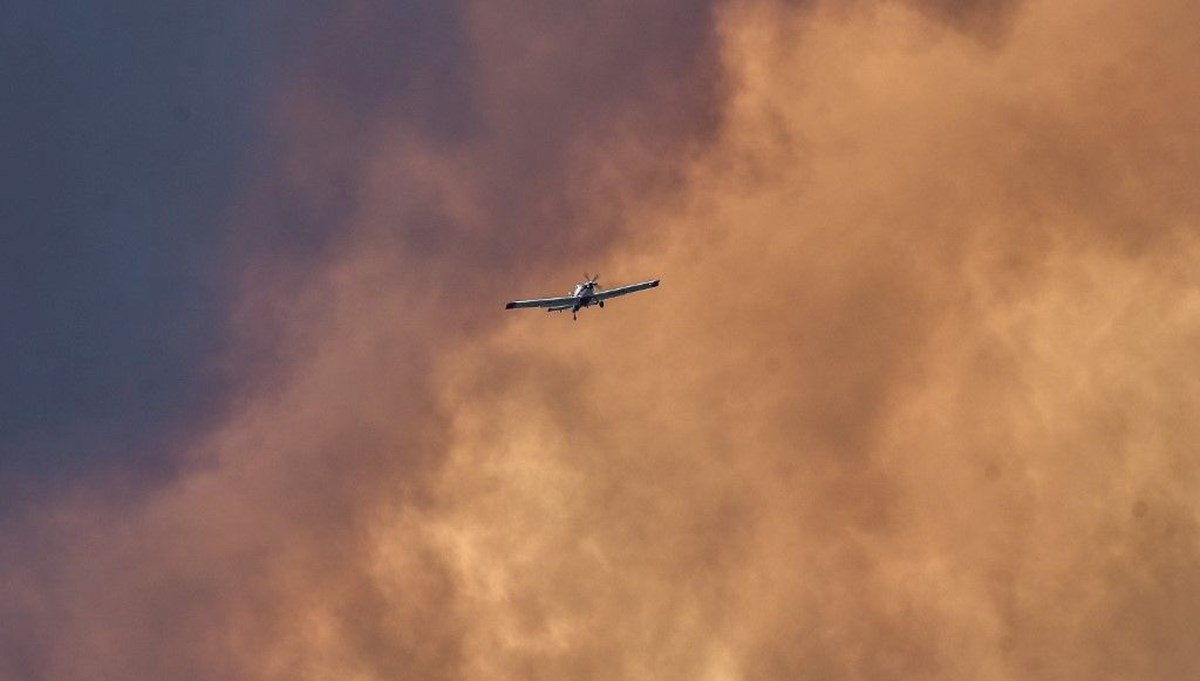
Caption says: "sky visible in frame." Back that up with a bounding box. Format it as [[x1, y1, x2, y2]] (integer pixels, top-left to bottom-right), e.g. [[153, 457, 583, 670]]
[[2, 0, 1199, 679]]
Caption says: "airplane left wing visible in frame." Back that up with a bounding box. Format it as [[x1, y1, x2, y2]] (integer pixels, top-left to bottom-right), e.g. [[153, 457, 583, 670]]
[[592, 279, 660, 302], [506, 295, 577, 310]]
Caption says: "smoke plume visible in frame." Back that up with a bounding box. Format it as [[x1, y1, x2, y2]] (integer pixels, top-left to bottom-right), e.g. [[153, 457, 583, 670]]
[[4, 0, 1200, 679]]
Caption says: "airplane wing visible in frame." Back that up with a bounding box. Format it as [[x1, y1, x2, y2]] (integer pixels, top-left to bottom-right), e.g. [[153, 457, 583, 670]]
[[592, 279, 660, 303], [506, 295, 577, 310]]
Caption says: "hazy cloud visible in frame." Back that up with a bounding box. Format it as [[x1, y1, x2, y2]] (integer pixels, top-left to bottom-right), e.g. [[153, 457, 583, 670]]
[[4, 0, 1199, 679]]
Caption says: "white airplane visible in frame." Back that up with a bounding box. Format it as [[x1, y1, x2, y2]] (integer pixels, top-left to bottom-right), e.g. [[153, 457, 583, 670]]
[[505, 273, 660, 320]]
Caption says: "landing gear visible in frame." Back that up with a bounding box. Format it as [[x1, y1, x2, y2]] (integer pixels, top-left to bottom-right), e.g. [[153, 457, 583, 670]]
[[599, 301, 604, 308]]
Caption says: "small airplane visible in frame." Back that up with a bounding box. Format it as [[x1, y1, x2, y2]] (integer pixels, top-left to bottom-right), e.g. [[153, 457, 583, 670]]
[[505, 273, 660, 320]]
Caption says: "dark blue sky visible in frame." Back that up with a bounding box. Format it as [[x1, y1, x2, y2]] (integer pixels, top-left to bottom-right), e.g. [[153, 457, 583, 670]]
[[0, 0, 720, 488], [0, 0, 531, 483], [1, 2, 276, 477]]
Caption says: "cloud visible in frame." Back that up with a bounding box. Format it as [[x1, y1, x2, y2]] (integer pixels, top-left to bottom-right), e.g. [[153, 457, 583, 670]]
[[426, 1, 1200, 678], [4, 0, 1200, 680]]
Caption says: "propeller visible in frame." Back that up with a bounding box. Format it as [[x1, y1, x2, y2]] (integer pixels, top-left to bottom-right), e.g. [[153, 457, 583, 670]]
[[583, 272, 600, 286]]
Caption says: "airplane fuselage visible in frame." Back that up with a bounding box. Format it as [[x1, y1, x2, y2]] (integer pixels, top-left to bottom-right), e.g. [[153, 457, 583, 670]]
[[570, 281, 597, 305], [549, 281, 603, 317]]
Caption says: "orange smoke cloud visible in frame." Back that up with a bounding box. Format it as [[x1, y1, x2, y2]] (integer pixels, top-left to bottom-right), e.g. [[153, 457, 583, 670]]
[[4, 0, 1200, 680], [427, 1, 1200, 678]]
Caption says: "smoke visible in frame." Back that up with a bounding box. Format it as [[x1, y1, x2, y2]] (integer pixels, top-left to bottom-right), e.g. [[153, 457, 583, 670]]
[[425, 0, 1200, 678], [4, 0, 1200, 679]]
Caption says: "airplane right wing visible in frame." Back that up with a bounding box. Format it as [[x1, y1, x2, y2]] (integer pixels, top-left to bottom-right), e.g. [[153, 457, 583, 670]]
[[506, 295, 577, 310], [591, 279, 660, 303]]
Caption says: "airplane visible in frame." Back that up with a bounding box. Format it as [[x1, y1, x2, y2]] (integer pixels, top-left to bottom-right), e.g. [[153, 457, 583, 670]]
[[505, 273, 660, 320]]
